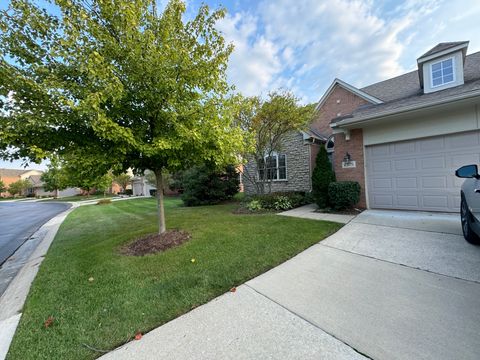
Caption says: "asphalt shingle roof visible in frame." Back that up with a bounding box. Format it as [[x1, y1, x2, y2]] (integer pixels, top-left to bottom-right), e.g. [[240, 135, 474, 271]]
[[419, 41, 469, 59], [28, 175, 44, 186], [0, 168, 29, 178], [330, 50, 480, 125]]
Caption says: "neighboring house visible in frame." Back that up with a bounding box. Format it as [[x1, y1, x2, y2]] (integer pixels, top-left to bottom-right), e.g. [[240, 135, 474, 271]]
[[26, 175, 80, 198], [0, 168, 43, 197], [0, 168, 81, 198], [131, 175, 155, 196], [244, 41, 480, 213]]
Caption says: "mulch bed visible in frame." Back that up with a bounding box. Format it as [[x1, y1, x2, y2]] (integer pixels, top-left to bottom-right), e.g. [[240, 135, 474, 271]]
[[120, 230, 191, 256], [315, 208, 364, 216]]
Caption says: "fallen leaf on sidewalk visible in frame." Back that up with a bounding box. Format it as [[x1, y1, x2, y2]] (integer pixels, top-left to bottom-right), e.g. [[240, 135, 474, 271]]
[[230, 287, 236, 293], [44, 316, 54, 328], [134, 332, 142, 340]]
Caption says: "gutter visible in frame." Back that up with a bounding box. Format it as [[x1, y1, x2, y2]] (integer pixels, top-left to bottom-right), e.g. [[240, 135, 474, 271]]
[[331, 88, 480, 128]]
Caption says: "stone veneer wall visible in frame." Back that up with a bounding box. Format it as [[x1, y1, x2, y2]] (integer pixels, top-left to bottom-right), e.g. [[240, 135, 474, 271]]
[[243, 131, 313, 195]]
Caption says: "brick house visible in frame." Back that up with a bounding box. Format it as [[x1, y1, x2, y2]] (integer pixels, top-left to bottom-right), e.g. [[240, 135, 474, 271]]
[[243, 41, 480, 213], [0, 168, 43, 197]]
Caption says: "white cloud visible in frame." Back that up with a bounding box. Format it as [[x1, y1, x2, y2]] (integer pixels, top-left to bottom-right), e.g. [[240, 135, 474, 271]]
[[216, 13, 283, 96], [213, 0, 480, 103]]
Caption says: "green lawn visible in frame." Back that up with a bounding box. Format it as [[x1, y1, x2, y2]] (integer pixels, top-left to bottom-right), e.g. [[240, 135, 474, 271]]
[[8, 198, 341, 359], [40, 194, 117, 202]]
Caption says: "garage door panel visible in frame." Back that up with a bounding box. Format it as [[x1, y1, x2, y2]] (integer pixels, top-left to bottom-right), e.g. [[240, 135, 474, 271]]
[[397, 195, 418, 207], [396, 177, 417, 189], [372, 194, 394, 206], [421, 157, 445, 169], [394, 158, 416, 171], [450, 153, 480, 168], [393, 141, 416, 154], [373, 178, 392, 189], [419, 137, 445, 151], [372, 160, 392, 172], [422, 195, 448, 208], [448, 131, 480, 147], [366, 130, 480, 212], [421, 176, 447, 189], [371, 144, 390, 156]]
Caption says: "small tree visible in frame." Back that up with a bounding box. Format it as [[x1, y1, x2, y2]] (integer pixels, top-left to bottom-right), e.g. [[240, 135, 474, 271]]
[[41, 157, 68, 198], [114, 173, 132, 193], [96, 173, 114, 197], [0, 179, 6, 194], [0, 0, 243, 235], [312, 147, 335, 208], [8, 179, 31, 197], [236, 91, 314, 195], [181, 164, 239, 206]]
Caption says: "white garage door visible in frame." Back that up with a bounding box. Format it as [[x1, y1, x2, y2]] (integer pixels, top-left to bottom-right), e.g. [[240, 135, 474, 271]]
[[366, 130, 480, 212]]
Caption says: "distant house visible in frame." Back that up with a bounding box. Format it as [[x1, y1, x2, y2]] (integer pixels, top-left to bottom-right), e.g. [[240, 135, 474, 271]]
[[0, 168, 43, 197], [26, 174, 80, 198], [0, 168, 81, 198], [243, 41, 480, 213]]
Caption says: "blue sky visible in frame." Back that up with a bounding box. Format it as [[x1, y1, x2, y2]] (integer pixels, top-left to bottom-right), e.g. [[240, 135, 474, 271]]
[[2, 0, 480, 169]]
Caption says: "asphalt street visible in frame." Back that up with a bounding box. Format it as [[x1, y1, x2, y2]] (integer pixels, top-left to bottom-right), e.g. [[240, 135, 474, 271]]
[[0, 202, 70, 266]]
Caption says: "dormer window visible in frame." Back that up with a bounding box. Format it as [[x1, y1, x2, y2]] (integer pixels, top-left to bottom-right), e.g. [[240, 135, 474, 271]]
[[431, 57, 454, 87], [417, 41, 468, 94]]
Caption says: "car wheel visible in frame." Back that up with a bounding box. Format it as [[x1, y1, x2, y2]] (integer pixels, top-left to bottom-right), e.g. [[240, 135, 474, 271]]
[[461, 196, 480, 245]]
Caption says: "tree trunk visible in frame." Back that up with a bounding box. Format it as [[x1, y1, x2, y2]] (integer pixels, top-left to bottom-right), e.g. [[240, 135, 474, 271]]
[[154, 168, 166, 234], [54, 188, 59, 199]]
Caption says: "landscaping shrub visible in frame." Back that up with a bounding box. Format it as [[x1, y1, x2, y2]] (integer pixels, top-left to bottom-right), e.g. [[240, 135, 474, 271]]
[[328, 181, 361, 210], [246, 199, 262, 211], [96, 199, 112, 205], [250, 191, 309, 211], [181, 164, 239, 206], [311, 147, 335, 208], [273, 196, 292, 210]]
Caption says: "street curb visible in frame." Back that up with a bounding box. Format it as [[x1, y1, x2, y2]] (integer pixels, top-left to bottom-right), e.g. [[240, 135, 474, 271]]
[[0, 207, 73, 360]]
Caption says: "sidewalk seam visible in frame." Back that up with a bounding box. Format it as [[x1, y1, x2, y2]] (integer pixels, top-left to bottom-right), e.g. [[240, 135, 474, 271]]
[[319, 242, 480, 285], [244, 283, 374, 360]]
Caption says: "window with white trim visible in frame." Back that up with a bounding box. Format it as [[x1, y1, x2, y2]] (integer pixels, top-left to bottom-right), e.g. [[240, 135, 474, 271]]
[[431, 58, 454, 87], [258, 154, 287, 181]]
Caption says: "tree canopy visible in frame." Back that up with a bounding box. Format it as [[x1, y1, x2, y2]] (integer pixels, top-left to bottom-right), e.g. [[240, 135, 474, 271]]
[[8, 179, 31, 197], [0, 0, 243, 233], [0, 179, 6, 194], [236, 91, 315, 194]]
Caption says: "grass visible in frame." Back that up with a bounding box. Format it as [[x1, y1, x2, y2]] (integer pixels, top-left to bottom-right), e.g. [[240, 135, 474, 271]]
[[8, 197, 341, 360], [40, 194, 117, 202]]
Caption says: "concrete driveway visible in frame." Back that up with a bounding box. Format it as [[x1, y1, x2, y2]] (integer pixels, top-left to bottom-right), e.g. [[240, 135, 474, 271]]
[[102, 210, 480, 360], [0, 202, 70, 295]]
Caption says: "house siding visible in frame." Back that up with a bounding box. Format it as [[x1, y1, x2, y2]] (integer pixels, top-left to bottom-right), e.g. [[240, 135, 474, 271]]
[[311, 84, 370, 208], [333, 129, 367, 208], [243, 131, 312, 195], [311, 84, 369, 136]]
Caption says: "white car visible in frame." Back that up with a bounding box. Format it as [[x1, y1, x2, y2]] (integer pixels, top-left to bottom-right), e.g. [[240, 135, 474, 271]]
[[456, 164, 480, 244]]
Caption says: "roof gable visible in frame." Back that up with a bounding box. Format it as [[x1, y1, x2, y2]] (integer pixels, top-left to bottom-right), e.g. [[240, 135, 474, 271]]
[[315, 78, 383, 111]]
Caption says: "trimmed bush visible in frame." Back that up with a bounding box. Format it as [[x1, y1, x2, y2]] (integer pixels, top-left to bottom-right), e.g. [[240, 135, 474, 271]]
[[251, 191, 309, 211], [311, 147, 335, 208], [246, 199, 262, 211], [328, 181, 361, 210], [181, 164, 239, 206]]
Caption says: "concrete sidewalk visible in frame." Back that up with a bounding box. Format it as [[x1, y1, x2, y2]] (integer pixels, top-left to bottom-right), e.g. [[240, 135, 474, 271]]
[[278, 204, 356, 223], [101, 285, 365, 360], [100, 209, 480, 360]]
